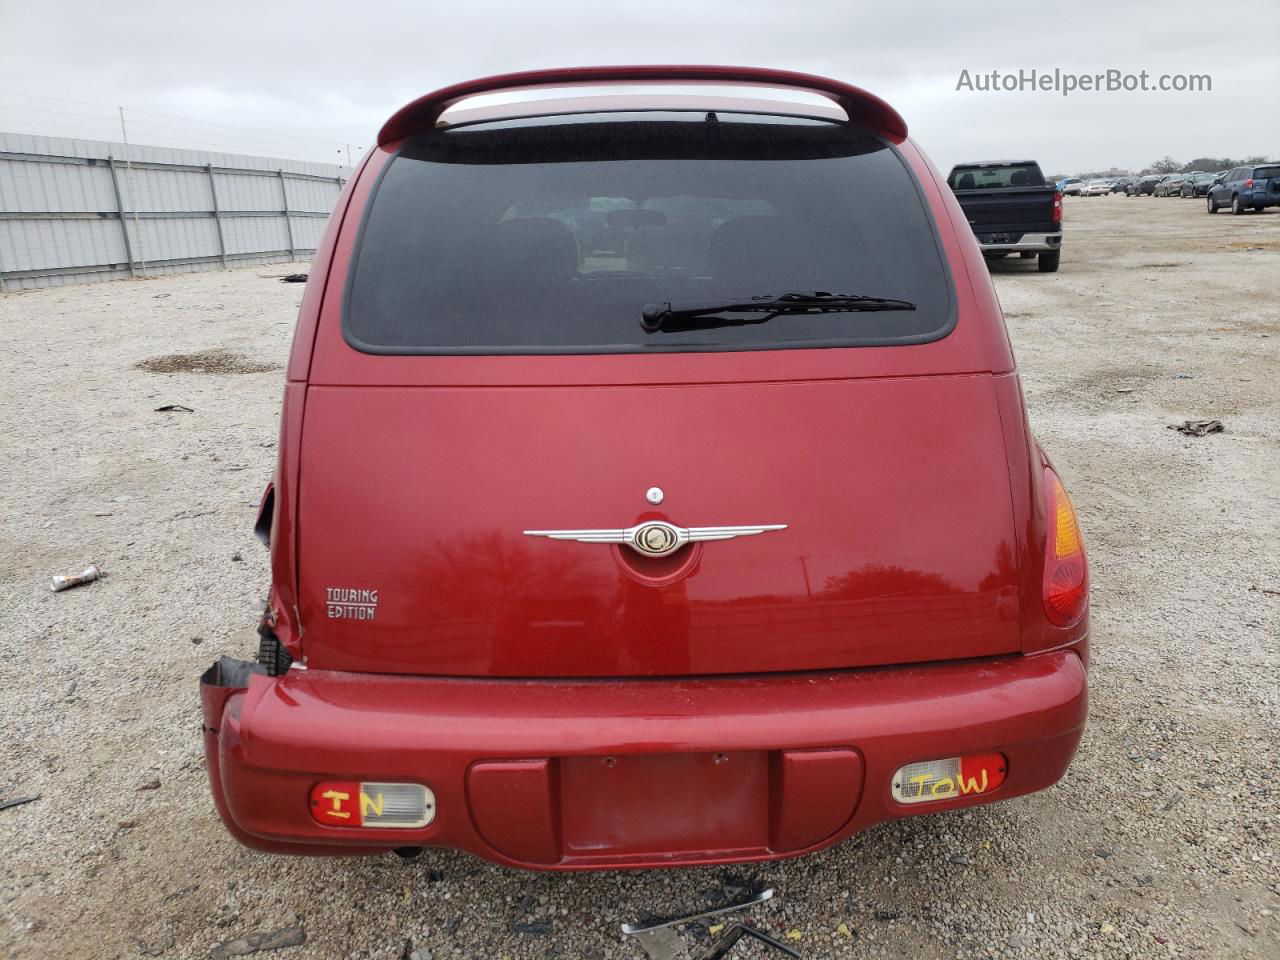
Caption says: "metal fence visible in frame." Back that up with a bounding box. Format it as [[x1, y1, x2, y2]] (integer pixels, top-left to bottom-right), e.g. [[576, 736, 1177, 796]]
[[0, 132, 352, 291]]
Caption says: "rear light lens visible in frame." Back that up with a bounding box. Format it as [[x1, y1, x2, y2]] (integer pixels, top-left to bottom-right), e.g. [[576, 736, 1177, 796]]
[[1042, 468, 1088, 625], [1245, 178, 1254, 188], [310, 781, 436, 828], [1052, 190, 1063, 223], [892, 753, 1007, 804]]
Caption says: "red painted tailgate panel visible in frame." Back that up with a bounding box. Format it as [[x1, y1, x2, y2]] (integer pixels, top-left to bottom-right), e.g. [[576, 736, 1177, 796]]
[[296, 374, 1020, 676]]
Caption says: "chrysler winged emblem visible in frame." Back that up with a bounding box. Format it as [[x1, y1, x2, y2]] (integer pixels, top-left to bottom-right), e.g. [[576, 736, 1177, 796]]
[[523, 520, 787, 558]]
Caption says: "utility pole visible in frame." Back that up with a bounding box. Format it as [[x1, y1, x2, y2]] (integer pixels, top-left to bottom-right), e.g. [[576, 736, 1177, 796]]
[[118, 107, 147, 275]]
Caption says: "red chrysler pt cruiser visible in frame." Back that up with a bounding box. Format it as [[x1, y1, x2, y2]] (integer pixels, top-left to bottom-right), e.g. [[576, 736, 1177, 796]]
[[200, 66, 1089, 869]]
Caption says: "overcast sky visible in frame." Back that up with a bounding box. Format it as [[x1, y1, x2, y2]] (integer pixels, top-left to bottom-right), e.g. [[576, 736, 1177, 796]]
[[2, 1, 1275, 173]]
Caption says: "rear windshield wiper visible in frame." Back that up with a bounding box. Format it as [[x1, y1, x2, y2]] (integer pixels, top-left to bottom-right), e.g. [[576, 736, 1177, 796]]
[[641, 291, 916, 333]]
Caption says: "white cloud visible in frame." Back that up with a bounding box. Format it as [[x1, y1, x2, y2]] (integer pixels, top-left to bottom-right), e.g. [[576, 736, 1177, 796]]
[[1, 0, 1274, 170]]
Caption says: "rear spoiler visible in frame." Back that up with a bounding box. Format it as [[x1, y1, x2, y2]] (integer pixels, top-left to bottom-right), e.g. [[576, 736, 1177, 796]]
[[376, 65, 908, 146]]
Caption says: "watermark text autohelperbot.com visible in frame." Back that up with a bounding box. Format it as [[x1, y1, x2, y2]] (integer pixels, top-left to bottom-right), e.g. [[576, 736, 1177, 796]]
[[956, 68, 1211, 96]]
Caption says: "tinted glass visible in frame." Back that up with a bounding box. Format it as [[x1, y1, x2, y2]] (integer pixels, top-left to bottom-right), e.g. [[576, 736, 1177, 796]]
[[1253, 165, 1280, 180], [345, 113, 953, 354], [948, 163, 1045, 190]]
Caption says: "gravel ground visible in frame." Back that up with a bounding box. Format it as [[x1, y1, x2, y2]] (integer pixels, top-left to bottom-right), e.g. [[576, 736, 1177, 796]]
[[1, 197, 1277, 960]]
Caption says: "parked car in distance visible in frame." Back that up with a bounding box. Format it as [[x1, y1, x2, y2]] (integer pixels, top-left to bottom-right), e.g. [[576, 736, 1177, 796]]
[[947, 159, 1063, 271], [1083, 179, 1111, 196], [1060, 177, 1084, 195], [1127, 175, 1164, 196], [1206, 163, 1280, 214], [200, 66, 1090, 869], [1109, 178, 1134, 194], [1180, 173, 1216, 198], [1154, 174, 1185, 197], [1126, 175, 1157, 195]]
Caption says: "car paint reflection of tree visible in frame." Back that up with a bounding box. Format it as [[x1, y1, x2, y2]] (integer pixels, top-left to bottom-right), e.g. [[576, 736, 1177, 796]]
[[366, 533, 1019, 676]]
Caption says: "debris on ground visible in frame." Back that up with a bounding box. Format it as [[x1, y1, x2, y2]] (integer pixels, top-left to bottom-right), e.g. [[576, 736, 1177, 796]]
[[154, 403, 194, 413], [693, 924, 745, 960], [210, 923, 305, 959], [0, 795, 40, 812], [1168, 419, 1224, 436], [279, 273, 308, 283], [136, 778, 161, 791], [50, 563, 103, 592], [696, 921, 801, 958], [511, 921, 552, 935], [622, 889, 790, 960]]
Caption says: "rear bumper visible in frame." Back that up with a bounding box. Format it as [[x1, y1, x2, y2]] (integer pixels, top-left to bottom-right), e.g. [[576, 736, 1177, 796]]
[[978, 232, 1062, 253], [201, 649, 1087, 869]]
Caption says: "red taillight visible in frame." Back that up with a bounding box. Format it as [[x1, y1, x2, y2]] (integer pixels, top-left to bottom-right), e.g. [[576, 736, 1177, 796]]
[[892, 753, 1008, 804], [1052, 190, 1063, 224], [1042, 468, 1087, 625], [310, 781, 436, 828], [1245, 178, 1254, 188]]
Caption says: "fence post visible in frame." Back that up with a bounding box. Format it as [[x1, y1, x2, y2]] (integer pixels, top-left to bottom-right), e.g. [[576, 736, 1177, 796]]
[[106, 157, 137, 279], [278, 169, 295, 260], [207, 164, 228, 269]]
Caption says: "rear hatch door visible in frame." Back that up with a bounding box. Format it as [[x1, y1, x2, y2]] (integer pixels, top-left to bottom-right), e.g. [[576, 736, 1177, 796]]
[[297, 375, 1021, 676], [296, 111, 1021, 677]]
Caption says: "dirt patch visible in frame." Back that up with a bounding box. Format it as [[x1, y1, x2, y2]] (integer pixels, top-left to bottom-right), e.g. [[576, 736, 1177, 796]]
[[1137, 262, 1188, 269], [135, 349, 279, 375]]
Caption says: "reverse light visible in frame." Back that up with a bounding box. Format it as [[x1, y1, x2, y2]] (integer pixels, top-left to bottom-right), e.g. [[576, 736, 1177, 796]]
[[1042, 468, 1088, 625], [892, 753, 1007, 804], [310, 781, 436, 828], [1052, 190, 1063, 224]]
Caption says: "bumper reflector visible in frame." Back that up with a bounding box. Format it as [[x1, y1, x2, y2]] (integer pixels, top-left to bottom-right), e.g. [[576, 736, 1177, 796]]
[[891, 753, 1006, 804], [310, 781, 436, 828]]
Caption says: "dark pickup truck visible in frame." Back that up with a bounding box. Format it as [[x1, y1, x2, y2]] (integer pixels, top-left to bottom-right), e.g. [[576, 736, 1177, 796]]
[[947, 160, 1063, 272]]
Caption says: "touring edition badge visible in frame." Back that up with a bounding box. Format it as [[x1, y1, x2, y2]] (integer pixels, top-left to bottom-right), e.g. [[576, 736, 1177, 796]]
[[326, 587, 379, 620]]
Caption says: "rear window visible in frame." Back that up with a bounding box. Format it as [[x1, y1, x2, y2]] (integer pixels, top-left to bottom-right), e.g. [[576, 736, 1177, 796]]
[[344, 113, 953, 355], [948, 163, 1045, 190], [1253, 165, 1280, 180]]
